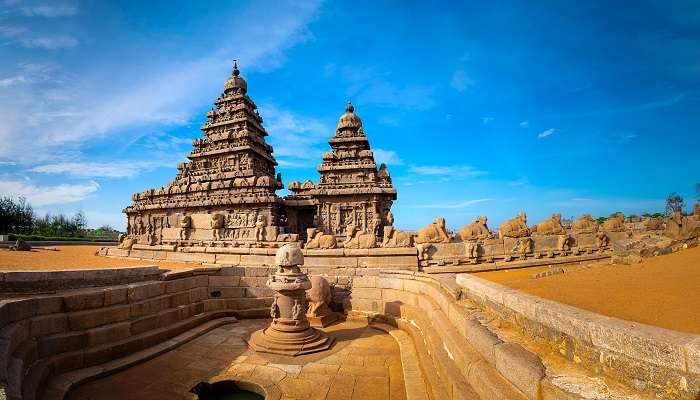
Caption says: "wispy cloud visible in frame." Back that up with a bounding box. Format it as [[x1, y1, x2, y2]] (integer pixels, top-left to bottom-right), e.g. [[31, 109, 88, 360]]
[[0, 1, 322, 163], [412, 198, 492, 209], [409, 165, 487, 177], [508, 177, 529, 186], [450, 69, 473, 92], [29, 160, 177, 178], [0, 178, 99, 206], [519, 121, 529, 128], [0, 25, 25, 38], [22, 4, 77, 17], [21, 35, 78, 49], [482, 117, 494, 125], [537, 128, 556, 139], [262, 103, 330, 168], [373, 148, 403, 166], [331, 65, 436, 110]]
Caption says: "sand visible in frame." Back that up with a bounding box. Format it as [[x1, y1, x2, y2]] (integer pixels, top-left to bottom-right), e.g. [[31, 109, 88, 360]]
[[0, 245, 200, 271], [474, 246, 700, 334]]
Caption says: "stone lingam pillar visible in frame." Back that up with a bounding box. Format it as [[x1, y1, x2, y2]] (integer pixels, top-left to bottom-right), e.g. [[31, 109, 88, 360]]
[[248, 244, 334, 356]]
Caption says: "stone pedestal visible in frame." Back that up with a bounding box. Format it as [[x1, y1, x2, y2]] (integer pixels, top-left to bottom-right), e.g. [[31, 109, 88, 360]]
[[307, 313, 339, 328], [248, 244, 334, 356]]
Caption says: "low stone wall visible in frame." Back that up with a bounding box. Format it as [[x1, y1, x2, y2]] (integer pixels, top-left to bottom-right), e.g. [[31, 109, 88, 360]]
[[0, 266, 163, 293], [346, 270, 547, 400], [0, 241, 118, 248], [103, 246, 419, 273], [456, 273, 700, 399]]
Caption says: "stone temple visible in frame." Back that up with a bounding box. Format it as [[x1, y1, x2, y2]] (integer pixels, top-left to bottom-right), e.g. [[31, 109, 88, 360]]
[[4, 61, 700, 400], [121, 62, 396, 252]]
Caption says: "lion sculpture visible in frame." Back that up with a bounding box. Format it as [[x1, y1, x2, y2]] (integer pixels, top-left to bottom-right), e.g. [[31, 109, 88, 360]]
[[459, 216, 492, 241], [415, 217, 451, 244], [602, 213, 625, 232], [532, 213, 566, 236], [499, 212, 530, 239], [571, 214, 598, 234]]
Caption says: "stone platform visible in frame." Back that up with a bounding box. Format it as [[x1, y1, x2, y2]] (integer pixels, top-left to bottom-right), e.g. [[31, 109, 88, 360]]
[[66, 319, 411, 400]]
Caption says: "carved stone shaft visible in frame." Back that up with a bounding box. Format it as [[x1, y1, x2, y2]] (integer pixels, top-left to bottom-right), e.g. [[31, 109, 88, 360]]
[[248, 244, 334, 356]]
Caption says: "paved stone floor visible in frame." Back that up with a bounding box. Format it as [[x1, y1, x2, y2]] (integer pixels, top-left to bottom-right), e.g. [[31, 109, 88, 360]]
[[67, 318, 407, 400]]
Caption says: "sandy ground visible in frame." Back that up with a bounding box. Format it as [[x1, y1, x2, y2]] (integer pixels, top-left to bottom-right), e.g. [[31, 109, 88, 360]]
[[0, 245, 200, 271], [475, 246, 700, 334]]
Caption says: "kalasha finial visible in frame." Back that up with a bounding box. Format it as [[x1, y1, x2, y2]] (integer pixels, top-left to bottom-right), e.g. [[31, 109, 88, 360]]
[[232, 59, 240, 76], [345, 101, 354, 113]]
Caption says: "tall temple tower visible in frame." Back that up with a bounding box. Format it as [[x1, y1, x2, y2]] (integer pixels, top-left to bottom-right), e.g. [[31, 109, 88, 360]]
[[285, 102, 397, 239], [123, 62, 286, 246]]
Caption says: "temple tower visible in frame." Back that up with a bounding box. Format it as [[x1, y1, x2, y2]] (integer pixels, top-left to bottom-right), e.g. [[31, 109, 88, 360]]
[[285, 102, 397, 239], [123, 61, 286, 246]]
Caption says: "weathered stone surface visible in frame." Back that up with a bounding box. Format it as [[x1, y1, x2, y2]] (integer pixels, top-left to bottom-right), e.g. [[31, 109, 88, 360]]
[[494, 342, 545, 400], [464, 319, 502, 366]]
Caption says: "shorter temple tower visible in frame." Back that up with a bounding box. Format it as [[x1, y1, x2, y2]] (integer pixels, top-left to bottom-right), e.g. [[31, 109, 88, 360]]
[[248, 244, 334, 356], [285, 102, 397, 241]]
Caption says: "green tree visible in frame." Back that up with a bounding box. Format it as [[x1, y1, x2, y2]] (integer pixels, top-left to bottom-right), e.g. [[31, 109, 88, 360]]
[[0, 196, 34, 234], [665, 192, 685, 215]]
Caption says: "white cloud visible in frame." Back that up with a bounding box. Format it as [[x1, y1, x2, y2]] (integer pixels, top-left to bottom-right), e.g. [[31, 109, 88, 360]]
[[519, 121, 529, 128], [0, 75, 29, 87], [29, 160, 176, 178], [508, 177, 529, 186], [482, 117, 494, 125], [22, 4, 77, 17], [450, 69, 473, 92], [0, 1, 322, 163], [340, 66, 436, 110], [0, 161, 17, 166], [537, 128, 556, 139], [409, 165, 487, 177], [373, 148, 403, 166], [261, 103, 330, 168], [0, 26, 25, 38], [0, 179, 99, 206], [412, 198, 492, 209], [21, 35, 78, 49]]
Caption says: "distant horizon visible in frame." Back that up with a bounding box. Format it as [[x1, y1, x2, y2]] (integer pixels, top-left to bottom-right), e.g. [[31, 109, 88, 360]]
[[1, 1, 699, 231]]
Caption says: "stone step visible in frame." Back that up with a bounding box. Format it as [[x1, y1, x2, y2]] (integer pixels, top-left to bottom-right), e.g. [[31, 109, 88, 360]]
[[41, 316, 238, 400], [27, 312, 237, 400]]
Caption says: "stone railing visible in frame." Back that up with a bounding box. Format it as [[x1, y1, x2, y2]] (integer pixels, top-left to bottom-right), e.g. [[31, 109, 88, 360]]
[[346, 270, 547, 400], [456, 273, 700, 400], [102, 246, 419, 274], [0, 266, 162, 293]]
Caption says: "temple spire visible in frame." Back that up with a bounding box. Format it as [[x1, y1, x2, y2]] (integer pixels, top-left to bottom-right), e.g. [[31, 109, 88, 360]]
[[232, 59, 240, 76]]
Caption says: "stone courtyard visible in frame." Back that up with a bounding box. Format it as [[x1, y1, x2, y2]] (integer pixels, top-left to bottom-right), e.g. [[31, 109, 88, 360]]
[[66, 319, 410, 400]]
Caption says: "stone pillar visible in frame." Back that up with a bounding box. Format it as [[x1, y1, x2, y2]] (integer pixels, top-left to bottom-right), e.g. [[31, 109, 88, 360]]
[[248, 244, 334, 356]]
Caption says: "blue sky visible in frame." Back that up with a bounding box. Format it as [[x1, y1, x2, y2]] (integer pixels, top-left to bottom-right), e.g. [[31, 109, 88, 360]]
[[1, 0, 699, 231]]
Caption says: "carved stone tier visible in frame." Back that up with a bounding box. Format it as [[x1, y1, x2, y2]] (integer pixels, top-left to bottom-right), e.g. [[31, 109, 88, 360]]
[[248, 244, 334, 356]]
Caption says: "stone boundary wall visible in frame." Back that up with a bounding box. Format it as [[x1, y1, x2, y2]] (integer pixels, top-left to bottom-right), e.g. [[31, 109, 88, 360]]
[[0, 266, 163, 293], [103, 246, 419, 272], [456, 273, 700, 399], [0, 242, 117, 248], [0, 266, 276, 400], [346, 270, 549, 400]]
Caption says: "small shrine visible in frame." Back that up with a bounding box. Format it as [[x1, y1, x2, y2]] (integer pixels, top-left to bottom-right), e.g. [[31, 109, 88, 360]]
[[284, 102, 397, 242]]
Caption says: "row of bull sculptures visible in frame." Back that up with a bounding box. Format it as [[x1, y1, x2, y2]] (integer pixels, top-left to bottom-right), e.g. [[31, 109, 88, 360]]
[[304, 205, 700, 252]]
